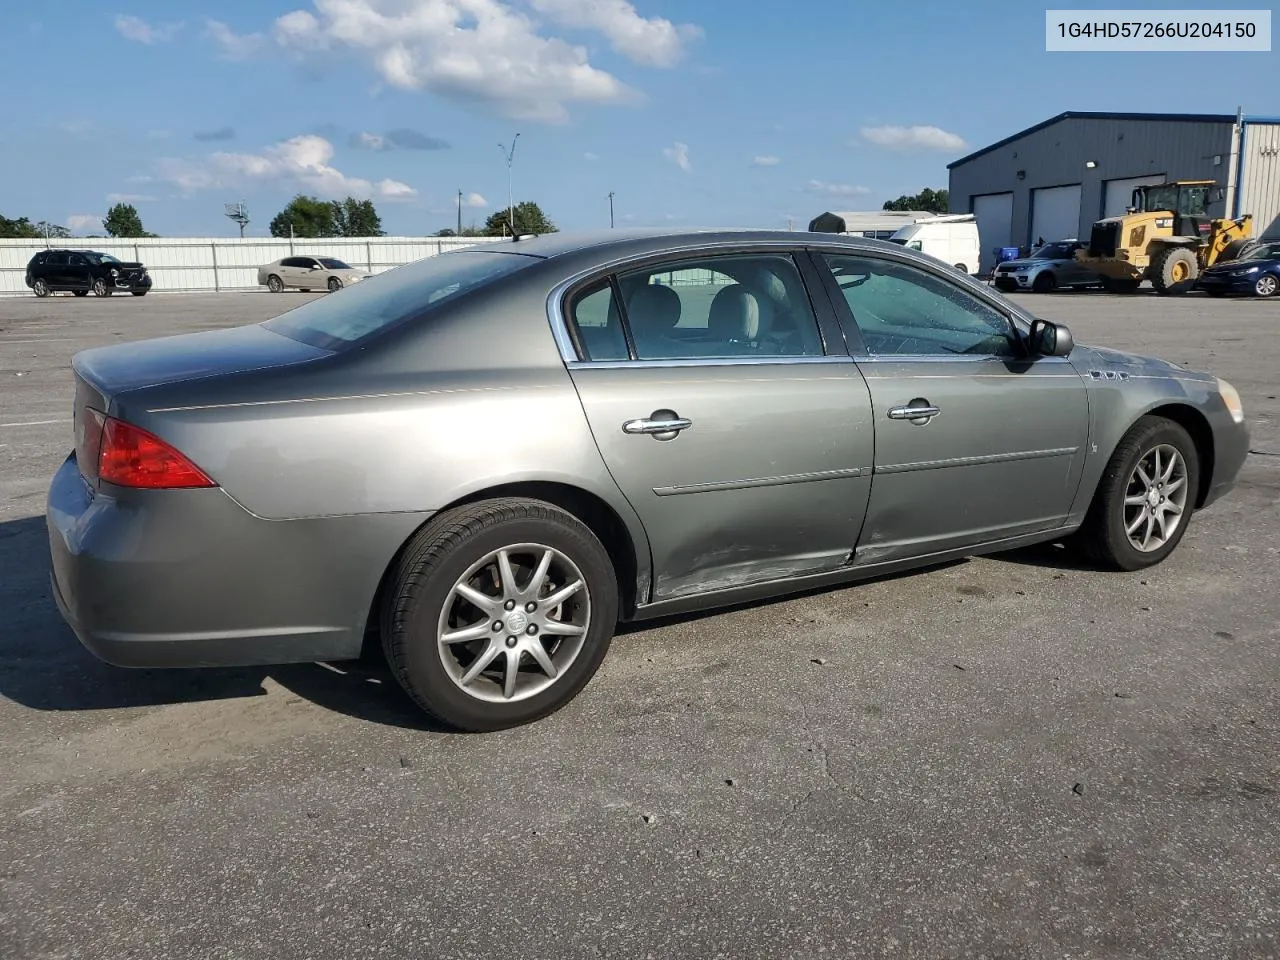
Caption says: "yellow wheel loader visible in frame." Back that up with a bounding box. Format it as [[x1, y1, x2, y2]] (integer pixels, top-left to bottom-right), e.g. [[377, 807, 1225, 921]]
[[1076, 180, 1254, 295]]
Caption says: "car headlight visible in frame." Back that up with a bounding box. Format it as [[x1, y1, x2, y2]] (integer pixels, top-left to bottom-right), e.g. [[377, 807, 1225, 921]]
[[1232, 265, 1260, 275], [1217, 378, 1245, 424]]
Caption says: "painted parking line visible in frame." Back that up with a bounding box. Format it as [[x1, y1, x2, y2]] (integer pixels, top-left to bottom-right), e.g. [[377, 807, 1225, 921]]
[[0, 338, 78, 344], [0, 419, 71, 428]]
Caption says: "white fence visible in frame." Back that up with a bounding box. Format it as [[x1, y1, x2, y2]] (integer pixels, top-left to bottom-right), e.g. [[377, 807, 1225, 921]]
[[0, 235, 505, 296]]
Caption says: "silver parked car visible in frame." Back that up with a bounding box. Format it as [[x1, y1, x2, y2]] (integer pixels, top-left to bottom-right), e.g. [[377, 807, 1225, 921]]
[[257, 255, 370, 293], [993, 239, 1102, 293], [47, 230, 1250, 730]]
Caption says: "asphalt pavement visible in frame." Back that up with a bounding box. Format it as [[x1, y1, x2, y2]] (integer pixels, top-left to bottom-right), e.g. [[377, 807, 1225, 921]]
[[1, 286, 1277, 959]]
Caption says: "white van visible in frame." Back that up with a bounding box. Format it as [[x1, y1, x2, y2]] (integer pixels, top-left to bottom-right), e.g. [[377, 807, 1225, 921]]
[[887, 215, 981, 275]]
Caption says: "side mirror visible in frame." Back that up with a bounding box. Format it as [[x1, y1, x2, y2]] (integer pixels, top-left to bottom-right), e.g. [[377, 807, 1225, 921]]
[[1029, 318, 1074, 357]]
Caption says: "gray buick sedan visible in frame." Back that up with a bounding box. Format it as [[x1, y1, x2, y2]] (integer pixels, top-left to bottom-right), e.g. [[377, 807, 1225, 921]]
[[47, 229, 1250, 730]]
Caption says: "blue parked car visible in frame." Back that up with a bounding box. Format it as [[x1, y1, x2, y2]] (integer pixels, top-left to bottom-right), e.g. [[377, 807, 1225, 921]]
[[1197, 241, 1280, 299]]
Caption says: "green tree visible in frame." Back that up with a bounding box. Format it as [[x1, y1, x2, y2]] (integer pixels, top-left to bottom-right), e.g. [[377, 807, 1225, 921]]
[[38, 221, 72, 239], [330, 197, 384, 237], [883, 188, 950, 214], [102, 203, 156, 238], [269, 195, 337, 238], [483, 201, 557, 237], [0, 215, 44, 238]]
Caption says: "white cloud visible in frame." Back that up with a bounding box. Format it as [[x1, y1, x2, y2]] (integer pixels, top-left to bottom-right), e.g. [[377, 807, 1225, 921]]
[[156, 134, 418, 200], [107, 193, 158, 203], [248, 0, 652, 123], [462, 193, 488, 208], [584, 152, 599, 161], [752, 155, 781, 167], [205, 18, 267, 59], [354, 131, 388, 151], [66, 214, 102, 232], [115, 15, 182, 44], [664, 141, 691, 172], [805, 180, 871, 198], [860, 125, 966, 152], [527, 0, 702, 67]]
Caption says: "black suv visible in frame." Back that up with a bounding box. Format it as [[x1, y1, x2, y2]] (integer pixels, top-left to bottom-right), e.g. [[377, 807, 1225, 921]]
[[25, 249, 153, 298]]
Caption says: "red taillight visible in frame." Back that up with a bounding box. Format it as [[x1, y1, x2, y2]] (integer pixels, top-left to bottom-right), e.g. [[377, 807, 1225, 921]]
[[96, 416, 216, 489]]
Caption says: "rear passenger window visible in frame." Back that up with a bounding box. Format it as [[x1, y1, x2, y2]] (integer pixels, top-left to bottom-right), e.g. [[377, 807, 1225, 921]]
[[617, 253, 825, 361], [568, 281, 629, 361]]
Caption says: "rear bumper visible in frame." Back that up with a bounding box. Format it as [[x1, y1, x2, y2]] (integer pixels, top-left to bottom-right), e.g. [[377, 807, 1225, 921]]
[[46, 453, 427, 668]]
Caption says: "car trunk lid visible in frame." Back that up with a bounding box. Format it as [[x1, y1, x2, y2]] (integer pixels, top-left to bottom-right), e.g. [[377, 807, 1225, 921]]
[[70, 323, 332, 483]]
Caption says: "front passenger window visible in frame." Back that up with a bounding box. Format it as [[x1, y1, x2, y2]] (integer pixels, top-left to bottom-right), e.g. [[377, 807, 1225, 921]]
[[824, 254, 1018, 358]]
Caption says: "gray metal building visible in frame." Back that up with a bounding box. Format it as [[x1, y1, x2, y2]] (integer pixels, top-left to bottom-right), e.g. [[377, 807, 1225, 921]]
[[947, 111, 1280, 272]]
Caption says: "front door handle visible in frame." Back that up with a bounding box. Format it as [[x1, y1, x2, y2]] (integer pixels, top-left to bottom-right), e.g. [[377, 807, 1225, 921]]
[[622, 410, 692, 441], [887, 401, 941, 424]]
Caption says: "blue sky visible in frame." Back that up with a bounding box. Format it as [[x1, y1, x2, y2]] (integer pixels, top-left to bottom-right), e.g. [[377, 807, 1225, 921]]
[[3, 0, 1275, 237]]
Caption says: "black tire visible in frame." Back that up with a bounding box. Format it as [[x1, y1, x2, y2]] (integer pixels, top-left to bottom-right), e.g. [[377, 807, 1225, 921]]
[[1032, 271, 1057, 293], [1255, 273, 1278, 298], [91, 277, 110, 297], [327, 276, 342, 292], [381, 497, 619, 732], [73, 289, 88, 297], [1075, 416, 1200, 572], [1150, 246, 1198, 295], [131, 289, 148, 297], [994, 281, 1017, 293], [267, 275, 283, 293], [32, 278, 50, 298], [1102, 278, 1141, 294]]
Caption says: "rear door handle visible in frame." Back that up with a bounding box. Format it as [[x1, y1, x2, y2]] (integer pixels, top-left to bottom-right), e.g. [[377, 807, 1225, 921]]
[[622, 410, 692, 440], [887, 403, 941, 423]]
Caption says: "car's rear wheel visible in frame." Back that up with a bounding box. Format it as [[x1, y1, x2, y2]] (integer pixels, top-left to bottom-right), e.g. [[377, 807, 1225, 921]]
[[381, 498, 619, 731], [267, 275, 283, 293], [1255, 274, 1278, 298], [1076, 416, 1200, 571], [32, 278, 50, 298], [1032, 271, 1057, 293], [327, 276, 342, 292], [91, 278, 110, 297]]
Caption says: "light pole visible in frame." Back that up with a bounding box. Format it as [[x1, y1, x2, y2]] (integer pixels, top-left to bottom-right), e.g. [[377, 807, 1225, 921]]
[[608, 191, 615, 228], [457, 189, 462, 236], [498, 133, 520, 236]]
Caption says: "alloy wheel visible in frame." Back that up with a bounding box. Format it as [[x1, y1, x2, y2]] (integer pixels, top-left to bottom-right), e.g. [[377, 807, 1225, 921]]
[[1256, 274, 1278, 298], [436, 543, 591, 703], [1123, 443, 1189, 552]]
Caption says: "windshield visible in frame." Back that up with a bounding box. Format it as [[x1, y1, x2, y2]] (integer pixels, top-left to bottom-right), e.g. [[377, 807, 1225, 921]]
[[1031, 242, 1075, 260], [1140, 186, 1179, 212], [318, 258, 352, 270], [86, 252, 121, 264], [1241, 243, 1280, 262], [263, 250, 536, 350]]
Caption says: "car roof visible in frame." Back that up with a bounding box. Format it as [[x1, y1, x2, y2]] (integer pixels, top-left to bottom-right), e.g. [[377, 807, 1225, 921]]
[[463, 227, 913, 262]]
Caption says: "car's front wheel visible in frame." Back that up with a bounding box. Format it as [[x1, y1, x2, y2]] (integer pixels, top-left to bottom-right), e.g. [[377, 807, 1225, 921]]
[[32, 278, 50, 298], [1076, 415, 1200, 571], [1033, 271, 1057, 293], [327, 276, 342, 292], [1255, 274, 1278, 298], [381, 498, 619, 731]]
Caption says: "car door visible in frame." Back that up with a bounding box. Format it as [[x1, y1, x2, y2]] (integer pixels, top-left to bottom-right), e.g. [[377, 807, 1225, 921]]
[[560, 248, 875, 603], [814, 249, 1090, 564], [65, 253, 92, 291], [40, 252, 67, 289], [280, 257, 306, 288]]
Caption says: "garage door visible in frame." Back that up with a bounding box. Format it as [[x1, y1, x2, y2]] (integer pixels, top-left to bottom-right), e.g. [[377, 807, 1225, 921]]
[[1103, 175, 1167, 218], [972, 192, 1013, 274], [1030, 184, 1082, 246]]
